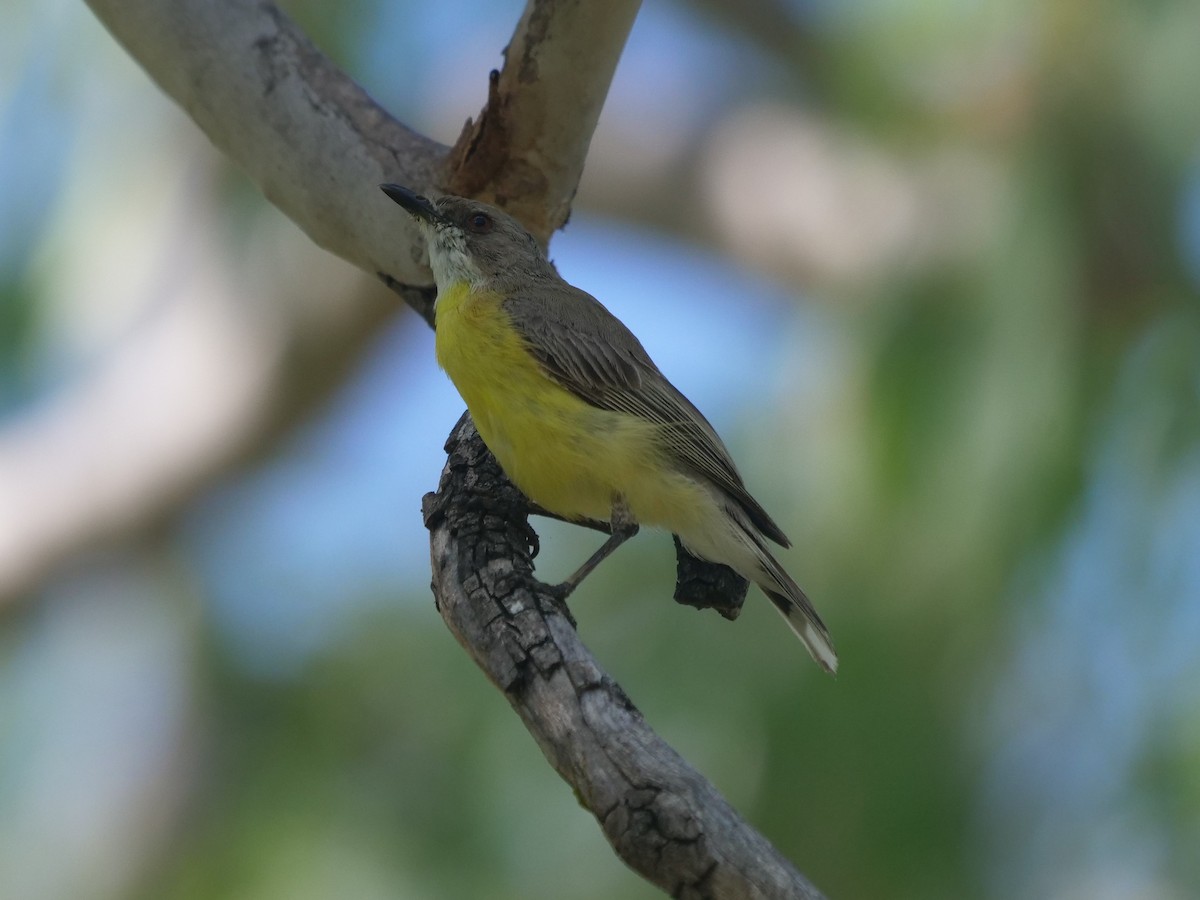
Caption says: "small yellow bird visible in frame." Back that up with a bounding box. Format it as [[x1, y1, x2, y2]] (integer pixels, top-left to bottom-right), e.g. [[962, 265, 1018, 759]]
[[382, 185, 837, 673]]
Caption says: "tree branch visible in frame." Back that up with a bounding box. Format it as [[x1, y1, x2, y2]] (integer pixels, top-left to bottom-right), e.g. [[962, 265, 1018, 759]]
[[85, 0, 446, 311], [425, 414, 825, 900], [449, 0, 642, 243]]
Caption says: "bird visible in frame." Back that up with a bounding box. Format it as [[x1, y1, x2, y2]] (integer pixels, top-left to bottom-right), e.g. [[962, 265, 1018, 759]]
[[381, 184, 837, 674]]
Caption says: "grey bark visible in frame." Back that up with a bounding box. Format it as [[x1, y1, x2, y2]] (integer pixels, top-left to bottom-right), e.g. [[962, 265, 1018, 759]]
[[425, 414, 826, 900]]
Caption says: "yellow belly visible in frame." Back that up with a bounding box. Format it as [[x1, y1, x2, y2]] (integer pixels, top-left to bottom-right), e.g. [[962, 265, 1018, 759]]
[[434, 282, 709, 527]]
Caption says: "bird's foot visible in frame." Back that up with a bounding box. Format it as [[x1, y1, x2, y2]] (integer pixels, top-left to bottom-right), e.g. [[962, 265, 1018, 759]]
[[535, 578, 577, 628]]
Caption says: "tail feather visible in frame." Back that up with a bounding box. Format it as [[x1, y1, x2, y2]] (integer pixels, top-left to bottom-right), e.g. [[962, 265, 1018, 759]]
[[763, 587, 838, 675], [677, 496, 838, 674], [753, 537, 838, 675]]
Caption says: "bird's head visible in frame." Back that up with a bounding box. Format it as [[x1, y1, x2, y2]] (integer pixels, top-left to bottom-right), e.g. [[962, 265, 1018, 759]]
[[380, 185, 550, 290]]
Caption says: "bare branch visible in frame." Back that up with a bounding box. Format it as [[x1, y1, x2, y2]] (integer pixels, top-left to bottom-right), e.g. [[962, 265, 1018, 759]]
[[449, 0, 642, 242], [85, 0, 447, 304], [425, 414, 826, 900]]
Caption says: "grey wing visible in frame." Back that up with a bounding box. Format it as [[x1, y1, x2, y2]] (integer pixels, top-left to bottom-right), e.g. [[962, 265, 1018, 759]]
[[503, 285, 791, 547]]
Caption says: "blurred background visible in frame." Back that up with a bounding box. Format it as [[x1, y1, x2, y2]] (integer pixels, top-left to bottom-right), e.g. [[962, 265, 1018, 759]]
[[2, 0, 1199, 898]]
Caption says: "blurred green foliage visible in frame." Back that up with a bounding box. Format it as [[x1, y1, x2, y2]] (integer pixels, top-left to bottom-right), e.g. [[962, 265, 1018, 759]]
[[3, 1, 1200, 899]]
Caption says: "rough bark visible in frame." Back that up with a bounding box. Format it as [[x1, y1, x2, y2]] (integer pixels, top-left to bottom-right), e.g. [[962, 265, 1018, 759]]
[[425, 414, 825, 900]]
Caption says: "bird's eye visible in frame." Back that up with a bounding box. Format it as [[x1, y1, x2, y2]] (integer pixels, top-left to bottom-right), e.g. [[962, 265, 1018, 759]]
[[466, 212, 492, 233]]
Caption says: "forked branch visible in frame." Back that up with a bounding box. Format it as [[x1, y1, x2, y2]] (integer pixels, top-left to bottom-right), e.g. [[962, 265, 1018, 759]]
[[64, 3, 825, 897]]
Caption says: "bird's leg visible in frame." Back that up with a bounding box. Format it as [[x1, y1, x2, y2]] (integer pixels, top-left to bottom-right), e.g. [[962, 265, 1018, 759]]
[[548, 498, 639, 600]]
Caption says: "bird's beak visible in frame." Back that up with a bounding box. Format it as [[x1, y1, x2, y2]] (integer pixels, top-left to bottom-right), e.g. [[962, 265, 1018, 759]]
[[380, 184, 446, 225]]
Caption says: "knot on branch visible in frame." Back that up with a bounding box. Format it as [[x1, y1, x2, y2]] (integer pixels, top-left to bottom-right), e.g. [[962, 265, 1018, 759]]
[[673, 537, 749, 620]]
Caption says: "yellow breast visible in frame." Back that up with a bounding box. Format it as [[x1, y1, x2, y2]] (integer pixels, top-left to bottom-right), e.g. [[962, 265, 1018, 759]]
[[433, 282, 707, 527]]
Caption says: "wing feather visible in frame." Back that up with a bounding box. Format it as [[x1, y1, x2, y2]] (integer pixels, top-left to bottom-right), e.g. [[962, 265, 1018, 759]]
[[503, 286, 790, 547]]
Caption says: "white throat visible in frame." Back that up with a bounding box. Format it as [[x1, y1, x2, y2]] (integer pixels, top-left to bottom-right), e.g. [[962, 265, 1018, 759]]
[[426, 224, 485, 291]]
